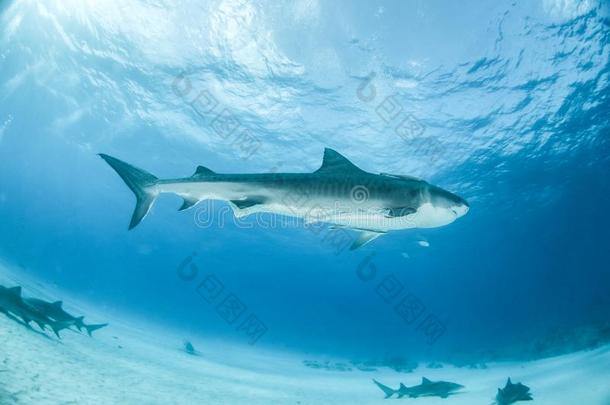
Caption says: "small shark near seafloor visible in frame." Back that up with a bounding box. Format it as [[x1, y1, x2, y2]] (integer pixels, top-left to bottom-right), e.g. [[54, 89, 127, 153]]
[[373, 377, 465, 398], [100, 148, 469, 249]]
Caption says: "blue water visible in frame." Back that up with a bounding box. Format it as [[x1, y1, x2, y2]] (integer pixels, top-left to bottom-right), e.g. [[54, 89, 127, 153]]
[[0, 0, 609, 362]]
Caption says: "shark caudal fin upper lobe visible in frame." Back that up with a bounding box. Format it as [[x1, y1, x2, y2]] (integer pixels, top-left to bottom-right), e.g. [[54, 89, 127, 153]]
[[99, 154, 158, 229], [372, 379, 396, 398]]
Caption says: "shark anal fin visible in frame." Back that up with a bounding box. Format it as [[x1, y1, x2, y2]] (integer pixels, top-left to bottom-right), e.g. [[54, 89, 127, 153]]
[[385, 207, 416, 218], [179, 198, 199, 211], [231, 197, 265, 210], [350, 230, 384, 250]]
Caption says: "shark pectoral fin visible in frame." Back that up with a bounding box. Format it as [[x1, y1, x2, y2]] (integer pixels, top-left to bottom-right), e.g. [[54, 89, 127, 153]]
[[230, 197, 265, 210], [179, 197, 199, 211], [350, 230, 384, 250], [385, 207, 416, 218]]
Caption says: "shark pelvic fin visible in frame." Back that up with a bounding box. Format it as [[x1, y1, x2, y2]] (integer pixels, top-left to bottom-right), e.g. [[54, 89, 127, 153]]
[[192, 166, 215, 177], [372, 379, 396, 398], [179, 198, 199, 211], [350, 230, 384, 250], [99, 154, 159, 230], [316, 148, 365, 174]]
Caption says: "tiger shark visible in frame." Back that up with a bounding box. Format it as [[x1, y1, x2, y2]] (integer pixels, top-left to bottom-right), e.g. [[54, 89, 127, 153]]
[[99, 148, 468, 249]]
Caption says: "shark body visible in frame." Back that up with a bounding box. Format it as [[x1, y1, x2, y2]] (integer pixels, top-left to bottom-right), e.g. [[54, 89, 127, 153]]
[[374, 377, 464, 399], [100, 148, 469, 249], [0, 286, 71, 337], [25, 298, 108, 336]]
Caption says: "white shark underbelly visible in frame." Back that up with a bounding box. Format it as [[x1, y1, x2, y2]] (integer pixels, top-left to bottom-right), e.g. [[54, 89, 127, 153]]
[[159, 181, 422, 232]]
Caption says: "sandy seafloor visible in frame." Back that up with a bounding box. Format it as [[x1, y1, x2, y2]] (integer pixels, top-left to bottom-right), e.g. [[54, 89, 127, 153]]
[[1, 263, 609, 405]]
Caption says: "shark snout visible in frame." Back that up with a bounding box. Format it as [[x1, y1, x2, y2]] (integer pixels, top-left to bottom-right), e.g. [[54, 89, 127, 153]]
[[451, 198, 469, 218]]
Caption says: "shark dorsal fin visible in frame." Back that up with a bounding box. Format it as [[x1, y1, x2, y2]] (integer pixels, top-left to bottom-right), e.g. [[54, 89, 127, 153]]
[[52, 301, 63, 309], [507, 378, 513, 386], [8, 286, 21, 296], [399, 383, 407, 389], [422, 377, 432, 385], [316, 148, 364, 174], [193, 166, 215, 177]]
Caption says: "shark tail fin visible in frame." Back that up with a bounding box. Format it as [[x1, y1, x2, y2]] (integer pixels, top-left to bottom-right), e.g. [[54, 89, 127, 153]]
[[99, 154, 159, 229], [85, 323, 108, 337], [372, 379, 396, 398]]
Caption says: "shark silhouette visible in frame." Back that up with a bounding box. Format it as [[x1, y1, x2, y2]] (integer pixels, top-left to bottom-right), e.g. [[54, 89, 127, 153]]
[[495, 378, 533, 404], [373, 377, 464, 399], [25, 298, 108, 336]]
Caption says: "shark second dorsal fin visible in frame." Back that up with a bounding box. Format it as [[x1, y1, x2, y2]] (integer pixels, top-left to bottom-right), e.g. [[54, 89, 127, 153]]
[[316, 148, 364, 174], [422, 377, 432, 385], [192, 165, 215, 177]]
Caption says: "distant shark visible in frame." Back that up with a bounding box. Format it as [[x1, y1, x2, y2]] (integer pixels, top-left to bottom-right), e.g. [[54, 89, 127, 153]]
[[373, 377, 464, 399], [0, 286, 71, 338], [494, 378, 533, 404], [100, 148, 469, 249], [24, 298, 108, 336]]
